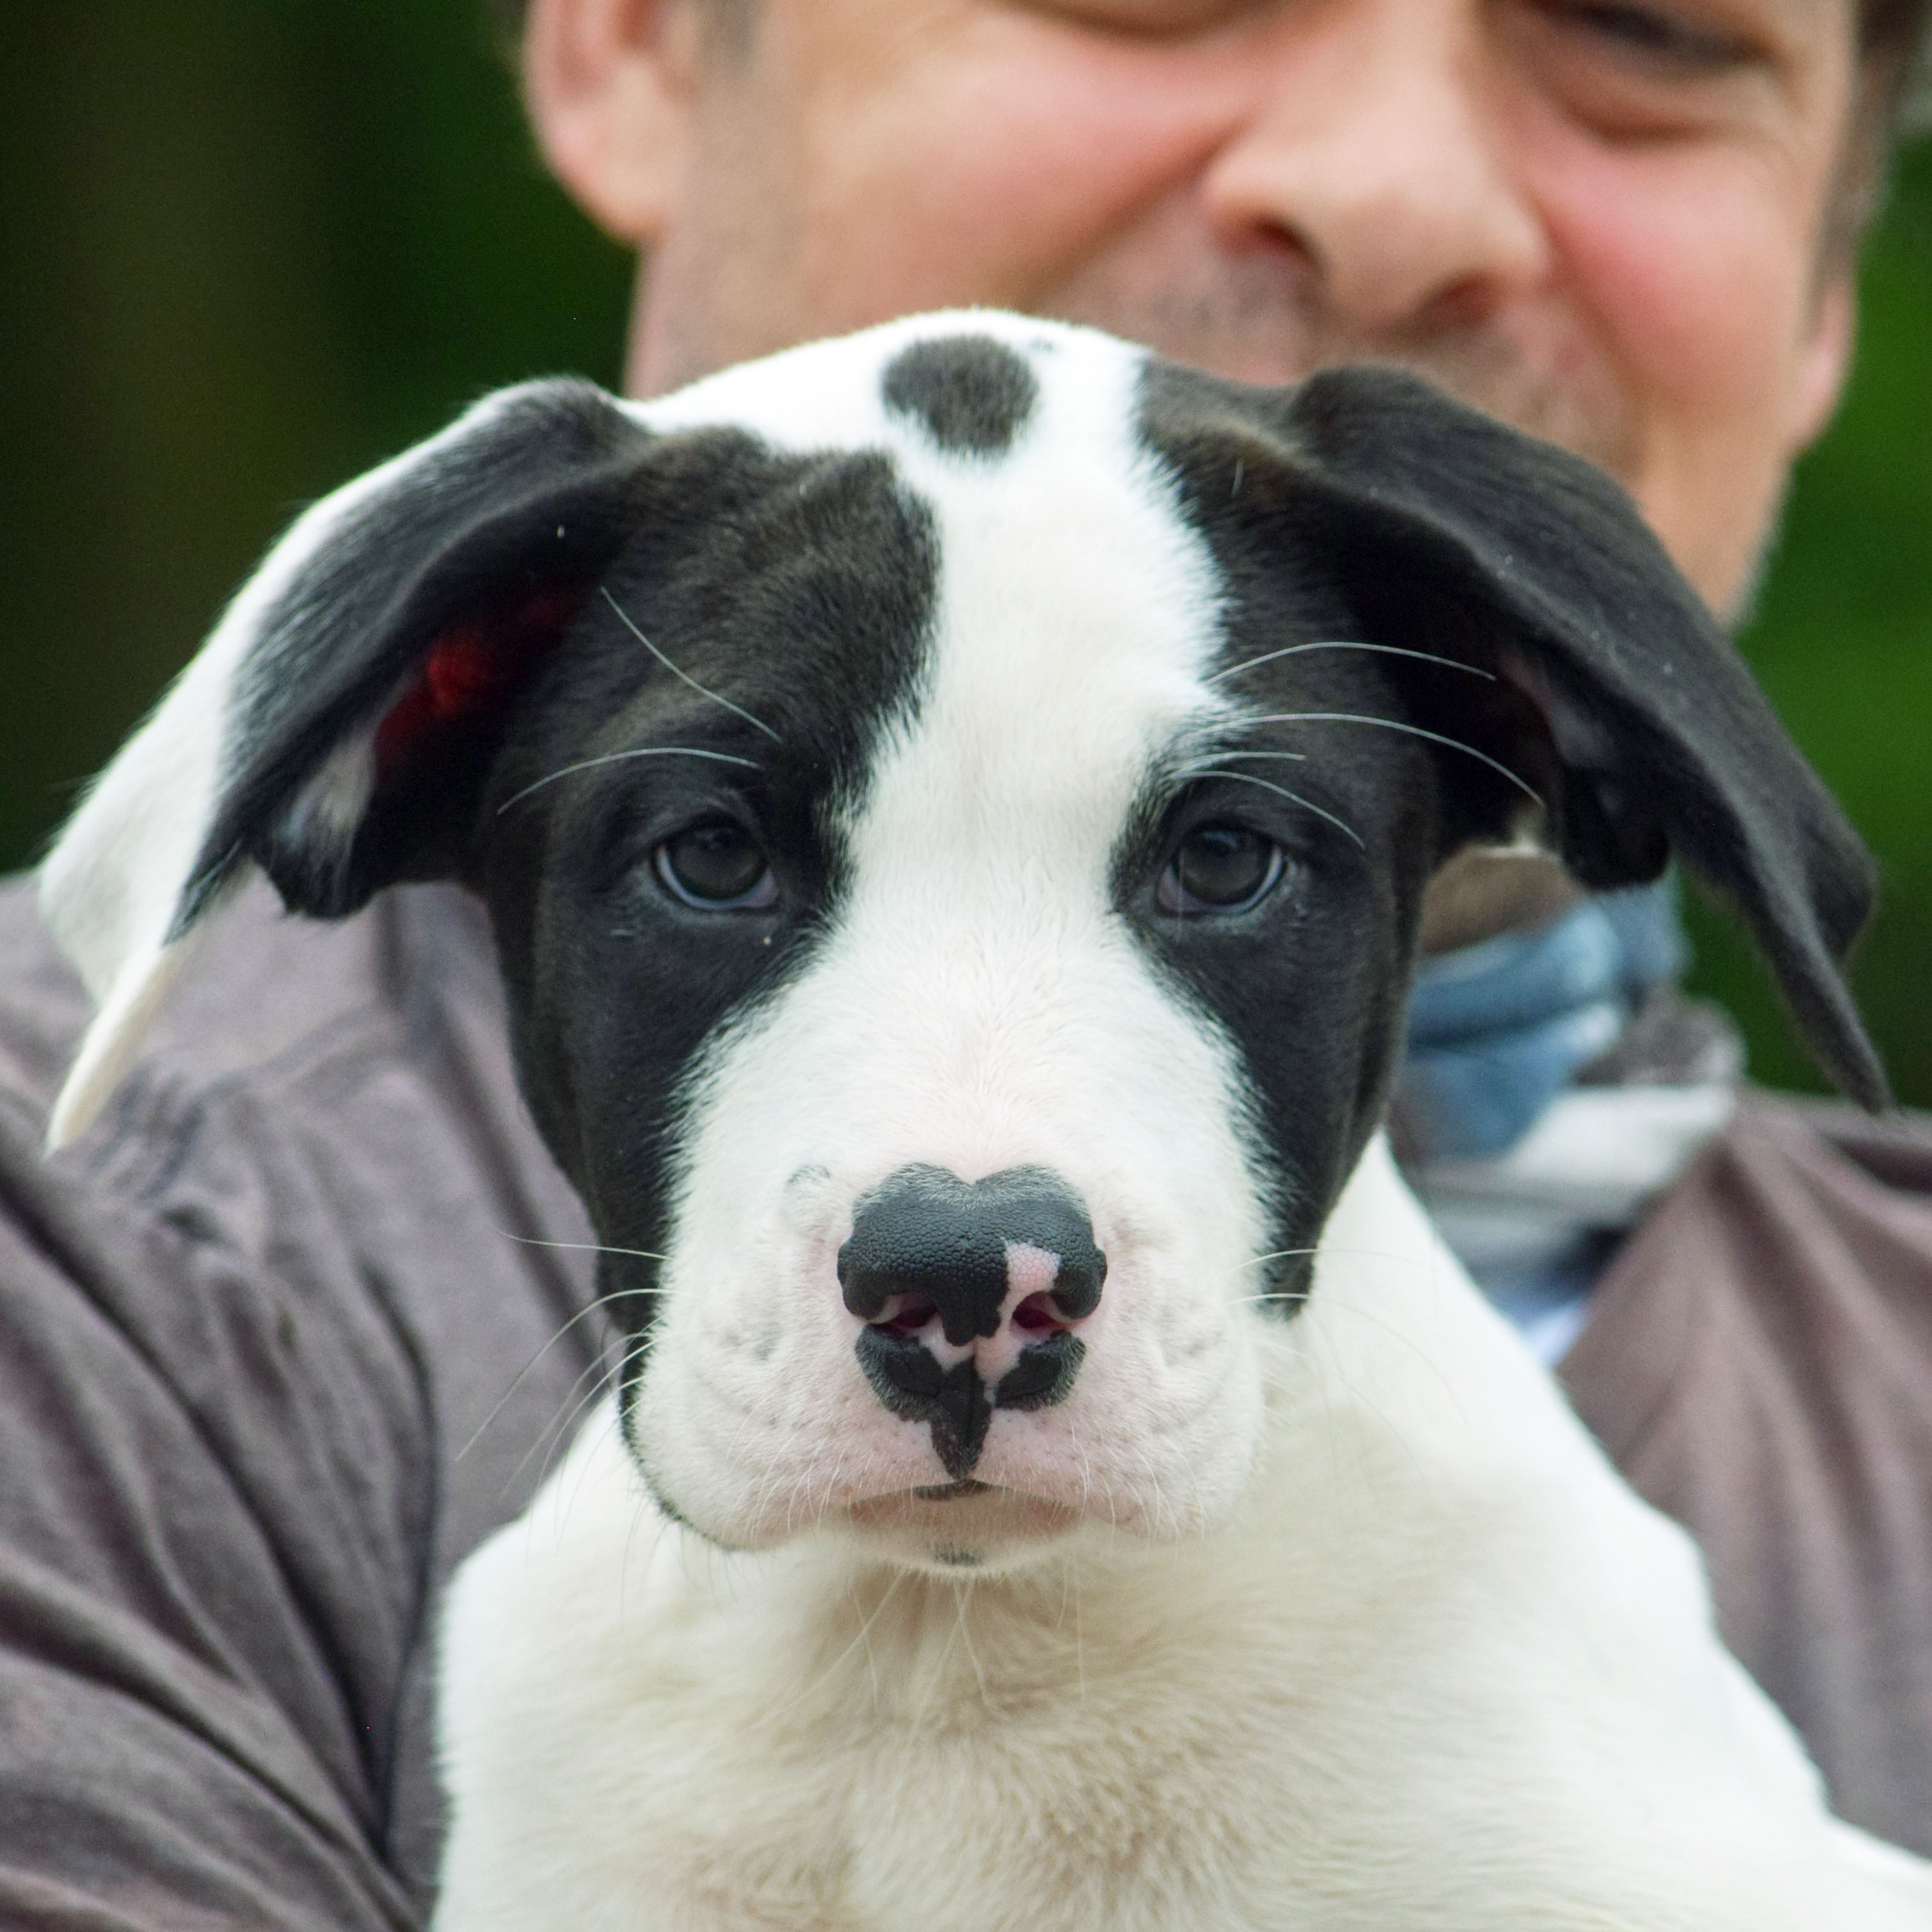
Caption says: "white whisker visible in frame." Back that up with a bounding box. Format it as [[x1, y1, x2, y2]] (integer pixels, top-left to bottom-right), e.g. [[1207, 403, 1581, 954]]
[[770, 1571, 908, 1726], [1210, 640, 1493, 685], [497, 745, 761, 816], [514, 1353, 626, 1500], [1248, 711, 1543, 806], [502, 1233, 669, 1263], [602, 586, 782, 742], [457, 1268, 657, 1464], [1181, 768, 1366, 850], [955, 1583, 993, 1715]]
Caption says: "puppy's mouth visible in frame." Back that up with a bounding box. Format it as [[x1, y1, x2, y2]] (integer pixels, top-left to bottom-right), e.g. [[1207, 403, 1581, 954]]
[[845, 1481, 1084, 1552]]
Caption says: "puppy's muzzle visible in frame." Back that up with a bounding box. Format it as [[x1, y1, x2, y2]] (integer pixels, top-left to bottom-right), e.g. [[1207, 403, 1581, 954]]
[[839, 1165, 1106, 1480]]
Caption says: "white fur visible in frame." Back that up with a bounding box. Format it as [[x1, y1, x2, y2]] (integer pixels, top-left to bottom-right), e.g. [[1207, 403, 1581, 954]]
[[435, 1141, 1932, 1930], [633, 308, 1087, 454]]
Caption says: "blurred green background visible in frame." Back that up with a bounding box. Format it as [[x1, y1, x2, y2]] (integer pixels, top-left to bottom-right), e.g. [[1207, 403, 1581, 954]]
[[4, 6, 1929, 1103]]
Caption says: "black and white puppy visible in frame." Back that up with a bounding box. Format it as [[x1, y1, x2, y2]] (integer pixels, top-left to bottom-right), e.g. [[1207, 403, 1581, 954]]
[[42, 314, 1932, 1929]]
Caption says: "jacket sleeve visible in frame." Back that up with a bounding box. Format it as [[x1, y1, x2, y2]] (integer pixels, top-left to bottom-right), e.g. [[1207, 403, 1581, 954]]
[[0, 1090, 428, 1931], [1561, 1095, 1932, 1859]]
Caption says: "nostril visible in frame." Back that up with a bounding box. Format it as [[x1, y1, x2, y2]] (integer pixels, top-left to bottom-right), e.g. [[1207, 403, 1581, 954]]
[[1011, 1291, 1068, 1334], [875, 1294, 937, 1339]]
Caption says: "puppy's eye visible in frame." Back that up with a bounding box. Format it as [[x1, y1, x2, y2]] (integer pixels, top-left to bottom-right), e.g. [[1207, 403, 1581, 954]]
[[653, 823, 777, 911], [1158, 825, 1284, 915]]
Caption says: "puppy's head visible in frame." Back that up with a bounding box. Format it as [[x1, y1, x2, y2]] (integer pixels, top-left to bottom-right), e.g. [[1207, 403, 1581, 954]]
[[42, 314, 1883, 1571]]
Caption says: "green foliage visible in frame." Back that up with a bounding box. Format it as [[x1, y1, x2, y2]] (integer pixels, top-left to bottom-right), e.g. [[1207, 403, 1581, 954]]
[[0, 4, 631, 880], [3, 6, 1926, 1100], [1686, 141, 1932, 1103]]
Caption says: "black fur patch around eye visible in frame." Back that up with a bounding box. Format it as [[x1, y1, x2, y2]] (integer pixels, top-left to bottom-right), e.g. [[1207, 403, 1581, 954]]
[[882, 336, 1039, 458], [495, 436, 944, 1350]]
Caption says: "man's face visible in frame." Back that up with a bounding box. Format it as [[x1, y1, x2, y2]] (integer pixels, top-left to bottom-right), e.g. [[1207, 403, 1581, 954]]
[[534, 0, 1861, 612]]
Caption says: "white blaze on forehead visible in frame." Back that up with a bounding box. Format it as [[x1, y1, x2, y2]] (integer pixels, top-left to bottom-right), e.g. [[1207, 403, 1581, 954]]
[[650, 312, 1245, 1079], [844, 320, 1231, 926], [638, 311, 1235, 866]]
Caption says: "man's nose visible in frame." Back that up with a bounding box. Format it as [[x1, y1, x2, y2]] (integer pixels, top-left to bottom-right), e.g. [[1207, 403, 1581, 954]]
[[1201, 2, 1548, 336], [839, 1165, 1105, 1479]]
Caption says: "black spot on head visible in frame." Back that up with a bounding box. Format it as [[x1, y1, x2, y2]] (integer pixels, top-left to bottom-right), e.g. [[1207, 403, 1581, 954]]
[[882, 336, 1039, 458]]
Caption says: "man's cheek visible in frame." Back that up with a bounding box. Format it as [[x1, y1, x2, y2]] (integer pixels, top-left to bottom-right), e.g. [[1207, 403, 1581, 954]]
[[1532, 138, 1825, 604], [1538, 136, 1817, 417]]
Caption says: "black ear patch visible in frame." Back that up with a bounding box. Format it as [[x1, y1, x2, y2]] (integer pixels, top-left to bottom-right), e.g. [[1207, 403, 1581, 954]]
[[370, 588, 582, 782], [176, 381, 658, 929], [882, 336, 1038, 457], [1137, 358, 1889, 1110]]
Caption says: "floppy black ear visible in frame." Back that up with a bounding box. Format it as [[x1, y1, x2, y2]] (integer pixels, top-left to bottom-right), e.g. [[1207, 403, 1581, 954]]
[[1147, 360, 1886, 1110], [40, 377, 656, 1145]]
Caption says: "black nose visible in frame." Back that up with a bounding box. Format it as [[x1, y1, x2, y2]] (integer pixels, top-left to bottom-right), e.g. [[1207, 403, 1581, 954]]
[[838, 1164, 1105, 1344], [839, 1165, 1105, 1481]]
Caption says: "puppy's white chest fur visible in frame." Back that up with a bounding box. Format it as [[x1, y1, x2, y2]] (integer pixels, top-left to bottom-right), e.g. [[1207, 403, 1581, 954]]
[[433, 1144, 1927, 1931]]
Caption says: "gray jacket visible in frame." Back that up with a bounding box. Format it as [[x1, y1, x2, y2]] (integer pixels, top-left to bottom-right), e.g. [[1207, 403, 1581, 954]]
[[0, 875, 1925, 1926]]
